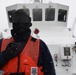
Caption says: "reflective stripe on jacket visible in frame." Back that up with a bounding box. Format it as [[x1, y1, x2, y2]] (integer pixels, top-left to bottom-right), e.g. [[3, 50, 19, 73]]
[[1, 36, 44, 75]]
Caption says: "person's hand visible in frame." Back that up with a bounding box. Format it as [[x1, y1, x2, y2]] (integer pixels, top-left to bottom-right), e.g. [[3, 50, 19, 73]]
[[2, 42, 25, 61]]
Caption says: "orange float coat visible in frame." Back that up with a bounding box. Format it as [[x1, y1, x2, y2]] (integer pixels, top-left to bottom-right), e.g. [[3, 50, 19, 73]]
[[0, 36, 44, 75]]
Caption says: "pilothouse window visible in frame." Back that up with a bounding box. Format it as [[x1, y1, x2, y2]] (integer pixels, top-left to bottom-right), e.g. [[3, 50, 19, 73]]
[[45, 8, 55, 21], [8, 10, 16, 22], [33, 9, 42, 21], [8, 9, 30, 23], [58, 9, 67, 22]]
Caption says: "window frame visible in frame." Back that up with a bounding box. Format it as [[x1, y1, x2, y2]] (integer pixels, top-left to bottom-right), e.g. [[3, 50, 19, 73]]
[[32, 8, 42, 21], [58, 9, 67, 22], [45, 8, 55, 21]]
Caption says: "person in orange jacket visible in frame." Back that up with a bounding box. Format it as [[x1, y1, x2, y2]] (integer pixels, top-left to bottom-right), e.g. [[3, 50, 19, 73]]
[[0, 9, 56, 75]]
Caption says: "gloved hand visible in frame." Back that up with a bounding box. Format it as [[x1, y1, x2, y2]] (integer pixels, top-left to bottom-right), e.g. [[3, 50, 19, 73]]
[[2, 42, 25, 61]]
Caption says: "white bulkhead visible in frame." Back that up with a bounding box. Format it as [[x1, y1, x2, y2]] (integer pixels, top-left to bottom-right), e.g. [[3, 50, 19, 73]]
[[5, 2, 76, 75]]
